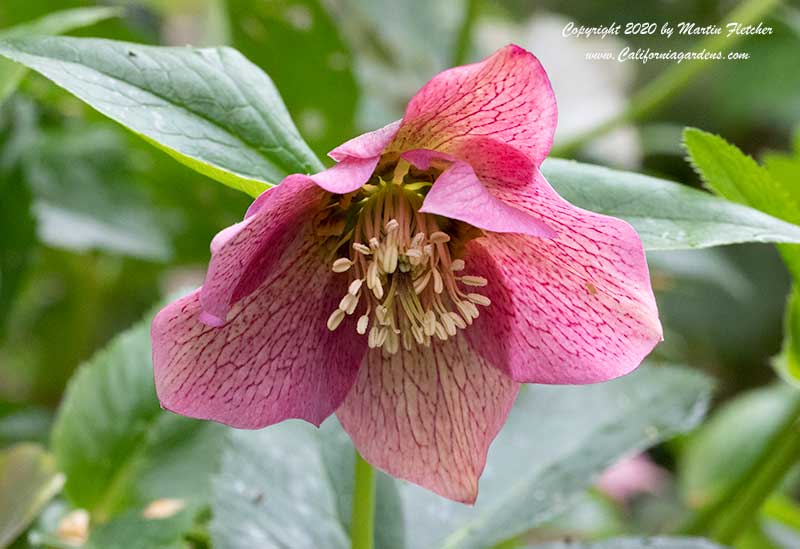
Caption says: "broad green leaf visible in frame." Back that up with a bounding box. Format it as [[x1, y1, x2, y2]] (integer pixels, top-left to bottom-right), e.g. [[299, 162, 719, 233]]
[[400, 365, 711, 549], [679, 384, 796, 509], [542, 158, 800, 250], [528, 537, 723, 549], [0, 7, 119, 104], [0, 36, 324, 197], [226, 0, 359, 155], [211, 418, 404, 549], [0, 443, 65, 547], [51, 306, 226, 522]]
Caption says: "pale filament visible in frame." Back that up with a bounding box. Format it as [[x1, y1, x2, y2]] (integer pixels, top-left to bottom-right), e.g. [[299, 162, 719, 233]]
[[326, 179, 491, 354]]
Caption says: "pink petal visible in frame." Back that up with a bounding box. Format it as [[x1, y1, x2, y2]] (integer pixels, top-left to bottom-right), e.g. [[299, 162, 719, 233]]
[[152, 238, 367, 429], [418, 158, 555, 238], [310, 155, 379, 194], [464, 171, 662, 383], [200, 175, 326, 326], [336, 337, 519, 503], [329, 120, 401, 162], [390, 45, 557, 165]]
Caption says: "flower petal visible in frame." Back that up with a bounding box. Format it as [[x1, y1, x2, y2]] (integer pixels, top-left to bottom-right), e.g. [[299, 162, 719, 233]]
[[200, 175, 326, 326], [152, 237, 367, 429], [463, 171, 662, 384], [419, 158, 555, 238], [336, 337, 519, 503], [390, 44, 557, 165], [329, 119, 401, 162], [310, 156, 379, 194]]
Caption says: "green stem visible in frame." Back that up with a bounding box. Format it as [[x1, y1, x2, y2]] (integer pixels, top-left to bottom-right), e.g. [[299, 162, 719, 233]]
[[681, 393, 800, 544], [451, 0, 480, 66], [552, 0, 782, 157], [351, 451, 376, 549]]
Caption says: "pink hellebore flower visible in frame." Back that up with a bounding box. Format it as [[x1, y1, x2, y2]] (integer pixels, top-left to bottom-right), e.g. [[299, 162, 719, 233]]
[[152, 45, 662, 503], [596, 454, 668, 504]]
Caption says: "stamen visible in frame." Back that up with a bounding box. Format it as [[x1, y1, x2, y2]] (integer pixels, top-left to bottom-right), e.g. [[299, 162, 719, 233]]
[[327, 309, 345, 330], [324, 179, 493, 351], [460, 275, 488, 287], [332, 258, 353, 272]]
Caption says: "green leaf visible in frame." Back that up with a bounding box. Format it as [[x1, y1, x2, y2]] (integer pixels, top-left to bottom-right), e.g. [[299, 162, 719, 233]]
[[777, 284, 800, 386], [0, 36, 324, 197], [683, 127, 800, 225], [683, 127, 800, 277], [0, 443, 65, 547], [679, 384, 796, 509], [0, 7, 120, 104], [527, 537, 723, 549], [400, 365, 712, 549], [211, 418, 404, 549], [51, 305, 226, 522], [85, 506, 196, 549], [24, 123, 172, 261], [542, 158, 800, 250]]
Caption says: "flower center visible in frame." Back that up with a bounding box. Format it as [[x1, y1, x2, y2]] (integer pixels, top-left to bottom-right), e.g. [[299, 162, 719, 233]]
[[323, 161, 491, 354]]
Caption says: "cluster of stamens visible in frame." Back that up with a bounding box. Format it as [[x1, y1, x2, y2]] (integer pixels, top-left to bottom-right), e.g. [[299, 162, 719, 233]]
[[324, 168, 491, 354]]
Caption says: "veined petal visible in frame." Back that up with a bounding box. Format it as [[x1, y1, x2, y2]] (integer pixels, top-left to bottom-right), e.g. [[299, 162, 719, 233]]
[[329, 119, 401, 162], [152, 236, 367, 429], [390, 45, 557, 165], [417, 157, 555, 238], [336, 337, 519, 503], [200, 175, 326, 326], [310, 155, 379, 194], [464, 171, 662, 384]]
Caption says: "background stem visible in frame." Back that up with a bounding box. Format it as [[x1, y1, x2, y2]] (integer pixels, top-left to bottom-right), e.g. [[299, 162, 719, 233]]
[[451, 0, 480, 66], [681, 394, 800, 544], [351, 451, 376, 549]]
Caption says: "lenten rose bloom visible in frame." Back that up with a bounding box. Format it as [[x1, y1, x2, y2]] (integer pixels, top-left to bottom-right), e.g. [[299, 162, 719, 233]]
[[151, 44, 662, 503]]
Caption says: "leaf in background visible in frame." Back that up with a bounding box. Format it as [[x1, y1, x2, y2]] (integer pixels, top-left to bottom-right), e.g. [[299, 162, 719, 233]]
[[0, 36, 323, 197], [683, 128, 800, 224], [775, 285, 800, 387], [679, 384, 796, 509], [0, 7, 120, 104], [51, 305, 226, 523], [23, 124, 172, 261], [683, 127, 800, 277], [84, 506, 196, 549], [211, 418, 404, 549], [0, 402, 52, 448], [0, 443, 64, 547], [226, 0, 359, 155], [542, 158, 800, 251], [528, 537, 723, 549], [400, 365, 712, 549]]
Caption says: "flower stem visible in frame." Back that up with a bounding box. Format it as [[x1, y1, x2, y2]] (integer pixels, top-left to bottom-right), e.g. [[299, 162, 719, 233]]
[[551, 0, 782, 157], [452, 0, 480, 66], [351, 450, 376, 549], [681, 393, 800, 544]]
